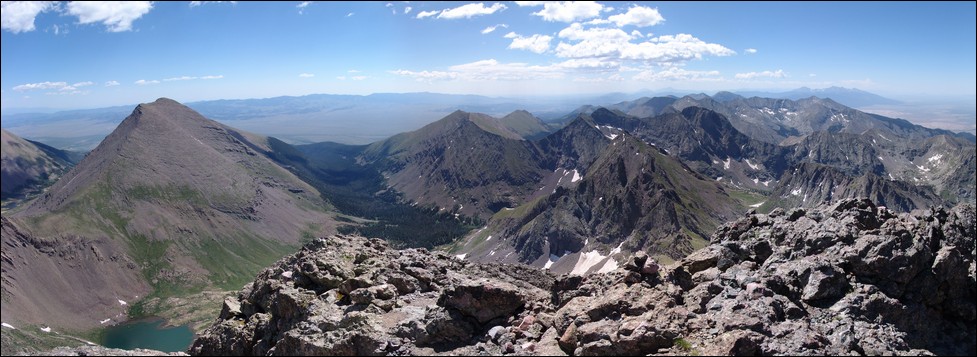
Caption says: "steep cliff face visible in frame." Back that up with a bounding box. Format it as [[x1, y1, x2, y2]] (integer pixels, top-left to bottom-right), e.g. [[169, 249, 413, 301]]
[[190, 198, 975, 356]]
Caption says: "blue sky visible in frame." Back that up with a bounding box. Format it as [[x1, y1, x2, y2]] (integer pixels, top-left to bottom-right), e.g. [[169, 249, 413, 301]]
[[1, 1, 975, 110]]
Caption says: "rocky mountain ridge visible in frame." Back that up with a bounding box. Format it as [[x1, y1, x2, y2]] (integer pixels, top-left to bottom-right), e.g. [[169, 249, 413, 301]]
[[190, 198, 975, 356]]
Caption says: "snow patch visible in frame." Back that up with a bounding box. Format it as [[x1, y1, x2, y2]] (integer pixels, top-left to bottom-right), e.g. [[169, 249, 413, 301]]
[[610, 241, 624, 256], [745, 159, 760, 170], [543, 254, 559, 270], [571, 169, 582, 183], [1, 322, 15, 330], [762, 180, 771, 187], [878, 134, 892, 142], [790, 188, 802, 197], [282, 271, 293, 279], [928, 154, 943, 165], [596, 258, 619, 274], [723, 158, 731, 170], [40, 326, 51, 333], [118, 300, 128, 306], [716, 176, 723, 181], [752, 178, 759, 184], [749, 201, 765, 208], [571, 250, 608, 276], [485, 235, 492, 241], [100, 319, 111, 324], [455, 253, 467, 260]]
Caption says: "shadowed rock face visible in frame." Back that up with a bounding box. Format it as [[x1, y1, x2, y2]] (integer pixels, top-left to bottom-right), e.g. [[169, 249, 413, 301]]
[[1, 128, 76, 200], [191, 198, 975, 356]]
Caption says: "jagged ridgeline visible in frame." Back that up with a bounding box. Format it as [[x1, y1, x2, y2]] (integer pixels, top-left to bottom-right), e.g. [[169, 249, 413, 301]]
[[189, 199, 975, 356]]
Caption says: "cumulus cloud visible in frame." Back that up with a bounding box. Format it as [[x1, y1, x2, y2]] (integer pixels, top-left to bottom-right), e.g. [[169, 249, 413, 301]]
[[1, 1, 57, 33], [552, 24, 734, 65], [415, 10, 438, 19], [504, 32, 552, 54], [134, 79, 160, 85], [608, 5, 664, 27], [298, 73, 315, 78], [531, 1, 604, 22], [13, 81, 68, 91], [404, 6, 412, 14], [514, 1, 547, 6], [437, 2, 506, 19], [105, 80, 121, 87], [481, 23, 507, 34], [735, 69, 786, 79], [66, 1, 153, 32], [634, 67, 721, 81], [745, 48, 757, 54]]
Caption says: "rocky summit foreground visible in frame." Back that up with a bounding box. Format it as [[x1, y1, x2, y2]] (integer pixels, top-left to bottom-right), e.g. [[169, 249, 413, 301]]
[[190, 198, 975, 356]]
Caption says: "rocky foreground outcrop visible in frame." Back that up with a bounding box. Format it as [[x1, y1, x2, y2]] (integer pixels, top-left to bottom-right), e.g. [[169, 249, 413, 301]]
[[190, 198, 975, 356]]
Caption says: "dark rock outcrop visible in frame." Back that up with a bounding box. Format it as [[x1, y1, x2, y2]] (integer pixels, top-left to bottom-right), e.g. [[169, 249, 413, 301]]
[[191, 199, 975, 356]]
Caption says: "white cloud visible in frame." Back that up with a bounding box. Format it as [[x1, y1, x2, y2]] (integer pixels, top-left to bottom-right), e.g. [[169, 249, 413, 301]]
[[386, 2, 396, 14], [13, 81, 67, 91], [346, 12, 354, 17], [634, 67, 721, 81], [809, 73, 817, 77], [1, 1, 56, 33], [298, 73, 315, 78], [437, 2, 506, 19], [608, 5, 664, 27], [69, 81, 94, 88], [351, 76, 368, 81], [297, 1, 311, 14], [200, 75, 223, 79], [504, 32, 552, 54], [481, 23, 507, 34], [164, 76, 197, 81], [66, 1, 153, 32], [531, 1, 603, 22], [392, 59, 563, 82], [514, 1, 547, 6], [555, 58, 620, 70], [744, 48, 757, 54], [552, 23, 733, 66], [105, 80, 121, 87], [415, 10, 438, 19], [404, 6, 412, 14], [619, 33, 735, 62], [189, 1, 237, 7], [735, 69, 786, 79], [390, 69, 458, 81], [134, 79, 160, 85]]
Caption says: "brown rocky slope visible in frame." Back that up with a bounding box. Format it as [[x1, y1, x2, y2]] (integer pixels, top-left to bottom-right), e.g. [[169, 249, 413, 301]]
[[190, 198, 975, 355]]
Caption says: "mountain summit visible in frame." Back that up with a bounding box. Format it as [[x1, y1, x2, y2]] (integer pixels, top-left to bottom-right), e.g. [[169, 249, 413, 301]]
[[2, 98, 336, 331]]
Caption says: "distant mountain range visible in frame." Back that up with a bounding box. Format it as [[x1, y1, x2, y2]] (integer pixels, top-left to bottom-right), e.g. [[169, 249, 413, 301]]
[[0, 87, 926, 152]]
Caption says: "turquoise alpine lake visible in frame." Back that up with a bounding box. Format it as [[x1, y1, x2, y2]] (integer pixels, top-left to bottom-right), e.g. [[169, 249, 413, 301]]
[[101, 319, 194, 353]]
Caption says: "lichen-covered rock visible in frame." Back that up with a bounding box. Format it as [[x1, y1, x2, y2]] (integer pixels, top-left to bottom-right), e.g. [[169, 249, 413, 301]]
[[191, 199, 975, 356]]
